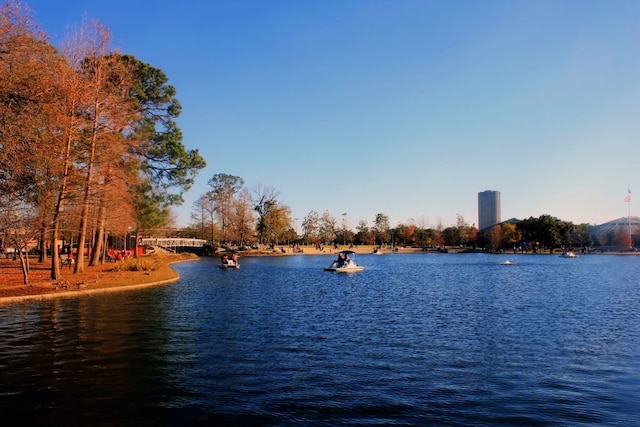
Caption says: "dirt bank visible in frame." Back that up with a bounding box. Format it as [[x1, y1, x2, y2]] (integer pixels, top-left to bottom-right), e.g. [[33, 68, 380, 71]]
[[0, 253, 197, 305]]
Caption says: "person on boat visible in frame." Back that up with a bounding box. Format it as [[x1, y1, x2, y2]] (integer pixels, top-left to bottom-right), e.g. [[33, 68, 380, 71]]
[[336, 253, 345, 267], [221, 254, 228, 264], [231, 253, 238, 265]]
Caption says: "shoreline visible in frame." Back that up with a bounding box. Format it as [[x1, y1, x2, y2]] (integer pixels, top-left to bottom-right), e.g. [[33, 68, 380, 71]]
[[0, 253, 197, 306], [238, 245, 637, 256], [0, 275, 182, 306], [1, 246, 636, 305]]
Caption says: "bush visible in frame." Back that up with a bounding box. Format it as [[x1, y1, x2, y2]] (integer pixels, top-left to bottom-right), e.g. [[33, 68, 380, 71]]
[[110, 257, 160, 272]]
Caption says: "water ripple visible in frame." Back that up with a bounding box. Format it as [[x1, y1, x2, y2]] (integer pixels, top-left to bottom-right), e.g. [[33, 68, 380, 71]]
[[1, 254, 639, 426]]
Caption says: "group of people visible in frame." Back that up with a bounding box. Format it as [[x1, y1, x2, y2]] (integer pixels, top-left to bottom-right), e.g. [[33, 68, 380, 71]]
[[335, 252, 350, 267], [220, 252, 238, 265], [61, 251, 75, 268], [107, 249, 132, 262]]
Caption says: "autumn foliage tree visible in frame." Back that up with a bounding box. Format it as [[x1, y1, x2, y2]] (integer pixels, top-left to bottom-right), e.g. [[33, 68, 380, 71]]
[[0, 2, 73, 281], [0, 2, 205, 282]]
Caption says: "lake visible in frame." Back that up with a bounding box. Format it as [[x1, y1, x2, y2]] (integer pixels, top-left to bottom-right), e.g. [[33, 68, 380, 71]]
[[1, 253, 639, 426]]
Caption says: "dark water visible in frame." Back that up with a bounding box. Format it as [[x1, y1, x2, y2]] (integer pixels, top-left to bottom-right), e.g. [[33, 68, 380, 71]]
[[1, 253, 639, 426]]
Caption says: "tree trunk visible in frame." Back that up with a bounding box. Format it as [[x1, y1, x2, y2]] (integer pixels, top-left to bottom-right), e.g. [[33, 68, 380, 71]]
[[50, 125, 75, 281], [38, 220, 47, 263], [75, 91, 100, 273], [18, 250, 29, 285], [90, 204, 107, 266]]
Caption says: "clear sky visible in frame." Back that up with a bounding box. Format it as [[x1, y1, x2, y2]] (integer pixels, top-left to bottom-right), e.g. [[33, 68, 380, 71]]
[[24, 0, 640, 228]]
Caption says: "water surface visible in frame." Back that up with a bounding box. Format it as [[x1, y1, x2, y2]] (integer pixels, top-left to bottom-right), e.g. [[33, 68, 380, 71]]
[[1, 253, 639, 426]]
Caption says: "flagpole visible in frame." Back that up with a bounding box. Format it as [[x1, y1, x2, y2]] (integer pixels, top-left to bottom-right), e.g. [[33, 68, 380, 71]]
[[627, 187, 632, 248], [628, 194, 632, 248]]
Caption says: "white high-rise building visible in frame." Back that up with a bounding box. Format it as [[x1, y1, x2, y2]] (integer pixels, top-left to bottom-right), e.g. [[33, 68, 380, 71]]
[[478, 190, 501, 231]]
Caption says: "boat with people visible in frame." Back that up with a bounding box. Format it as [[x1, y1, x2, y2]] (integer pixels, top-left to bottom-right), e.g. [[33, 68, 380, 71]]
[[219, 251, 240, 269], [560, 250, 577, 258], [372, 247, 383, 255], [324, 250, 364, 272]]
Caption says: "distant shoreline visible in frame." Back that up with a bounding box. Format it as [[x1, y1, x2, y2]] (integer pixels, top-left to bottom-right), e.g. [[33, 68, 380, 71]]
[[237, 245, 639, 256]]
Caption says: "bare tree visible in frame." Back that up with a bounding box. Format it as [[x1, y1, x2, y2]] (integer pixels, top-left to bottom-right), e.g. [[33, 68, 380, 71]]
[[192, 192, 218, 242], [319, 210, 337, 244], [302, 210, 320, 245], [0, 196, 40, 284], [207, 173, 244, 243], [252, 184, 279, 245]]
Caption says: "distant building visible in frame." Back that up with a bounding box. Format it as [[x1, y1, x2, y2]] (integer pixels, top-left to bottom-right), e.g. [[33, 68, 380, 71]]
[[478, 190, 501, 231], [589, 216, 640, 247]]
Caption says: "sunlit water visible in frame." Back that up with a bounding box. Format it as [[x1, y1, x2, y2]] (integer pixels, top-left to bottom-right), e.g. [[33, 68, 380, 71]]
[[1, 253, 639, 426]]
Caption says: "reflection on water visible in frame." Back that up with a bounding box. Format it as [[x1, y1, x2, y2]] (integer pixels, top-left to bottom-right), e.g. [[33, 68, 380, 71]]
[[1, 253, 639, 426]]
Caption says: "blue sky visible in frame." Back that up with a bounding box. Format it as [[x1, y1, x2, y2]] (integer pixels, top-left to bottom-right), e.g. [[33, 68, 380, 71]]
[[25, 0, 640, 228]]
